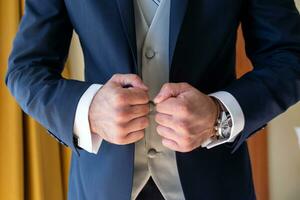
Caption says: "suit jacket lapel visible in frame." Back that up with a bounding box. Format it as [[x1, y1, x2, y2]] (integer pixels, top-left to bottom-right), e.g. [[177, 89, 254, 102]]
[[116, 0, 137, 71], [169, 0, 188, 65]]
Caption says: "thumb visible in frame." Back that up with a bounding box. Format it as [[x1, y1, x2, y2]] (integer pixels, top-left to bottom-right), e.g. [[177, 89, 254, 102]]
[[154, 83, 190, 104], [111, 74, 148, 90]]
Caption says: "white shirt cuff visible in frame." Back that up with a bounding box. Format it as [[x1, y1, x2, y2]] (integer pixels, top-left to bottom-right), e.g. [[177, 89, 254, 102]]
[[201, 91, 245, 149], [73, 84, 103, 154]]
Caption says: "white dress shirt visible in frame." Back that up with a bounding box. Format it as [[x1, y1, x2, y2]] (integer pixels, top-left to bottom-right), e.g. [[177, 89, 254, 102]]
[[73, 0, 245, 199]]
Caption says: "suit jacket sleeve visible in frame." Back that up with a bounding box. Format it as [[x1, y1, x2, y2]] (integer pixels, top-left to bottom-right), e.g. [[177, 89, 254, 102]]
[[224, 0, 300, 152], [5, 0, 92, 154]]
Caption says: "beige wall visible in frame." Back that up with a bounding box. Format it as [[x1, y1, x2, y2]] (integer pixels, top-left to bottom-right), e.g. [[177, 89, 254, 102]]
[[268, 103, 300, 200]]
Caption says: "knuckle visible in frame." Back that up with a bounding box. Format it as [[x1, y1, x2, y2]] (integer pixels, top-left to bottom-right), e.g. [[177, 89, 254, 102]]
[[181, 82, 190, 88], [112, 74, 120, 80], [142, 92, 150, 102], [130, 74, 140, 81], [114, 110, 127, 122], [140, 105, 150, 114], [163, 83, 171, 91], [178, 103, 189, 115], [137, 93, 147, 103], [178, 120, 189, 132], [142, 117, 150, 126], [114, 124, 126, 135], [114, 93, 127, 105], [182, 135, 192, 145], [132, 74, 140, 79], [138, 117, 149, 128]]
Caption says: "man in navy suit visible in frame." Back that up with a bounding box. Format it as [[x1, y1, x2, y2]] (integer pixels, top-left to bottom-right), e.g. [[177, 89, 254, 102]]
[[5, 0, 300, 199]]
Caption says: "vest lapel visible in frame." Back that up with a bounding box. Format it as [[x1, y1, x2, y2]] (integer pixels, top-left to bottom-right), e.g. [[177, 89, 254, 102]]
[[169, 0, 188, 65], [116, 0, 138, 72], [115, 0, 188, 72]]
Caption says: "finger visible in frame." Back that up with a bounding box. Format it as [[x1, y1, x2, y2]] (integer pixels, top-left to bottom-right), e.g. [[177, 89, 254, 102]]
[[161, 138, 180, 151], [126, 88, 150, 105], [155, 113, 177, 129], [112, 74, 148, 90], [124, 130, 145, 144], [156, 98, 179, 115], [155, 113, 192, 136], [156, 125, 181, 142], [154, 83, 190, 104], [125, 116, 149, 133], [125, 104, 150, 120]]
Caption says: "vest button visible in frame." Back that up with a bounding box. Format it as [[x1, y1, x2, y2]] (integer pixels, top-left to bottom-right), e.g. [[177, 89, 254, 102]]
[[145, 49, 156, 59], [149, 101, 155, 115], [147, 148, 158, 158]]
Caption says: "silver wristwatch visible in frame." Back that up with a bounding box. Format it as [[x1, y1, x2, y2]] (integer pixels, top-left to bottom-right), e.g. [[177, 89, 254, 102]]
[[214, 99, 232, 139]]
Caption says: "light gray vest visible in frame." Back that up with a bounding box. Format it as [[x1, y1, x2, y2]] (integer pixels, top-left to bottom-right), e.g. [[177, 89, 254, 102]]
[[132, 1, 185, 199]]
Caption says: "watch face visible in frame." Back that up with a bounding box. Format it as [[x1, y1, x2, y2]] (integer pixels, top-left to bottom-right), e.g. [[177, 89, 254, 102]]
[[220, 112, 232, 138]]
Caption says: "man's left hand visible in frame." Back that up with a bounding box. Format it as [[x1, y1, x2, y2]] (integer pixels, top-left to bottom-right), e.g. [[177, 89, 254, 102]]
[[154, 83, 218, 152]]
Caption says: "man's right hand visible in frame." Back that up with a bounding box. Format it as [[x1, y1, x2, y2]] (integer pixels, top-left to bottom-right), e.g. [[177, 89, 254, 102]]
[[89, 74, 150, 145]]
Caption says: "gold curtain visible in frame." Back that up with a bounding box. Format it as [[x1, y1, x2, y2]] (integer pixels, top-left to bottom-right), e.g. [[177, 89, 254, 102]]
[[0, 1, 71, 199]]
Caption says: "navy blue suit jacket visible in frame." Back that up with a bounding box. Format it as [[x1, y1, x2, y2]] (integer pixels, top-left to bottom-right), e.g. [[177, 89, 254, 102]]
[[6, 0, 300, 199]]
